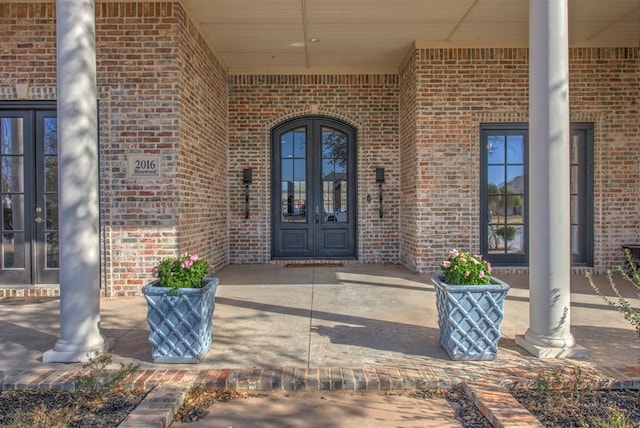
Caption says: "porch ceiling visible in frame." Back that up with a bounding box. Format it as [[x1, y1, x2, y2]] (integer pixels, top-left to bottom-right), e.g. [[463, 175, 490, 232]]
[[185, 0, 640, 74]]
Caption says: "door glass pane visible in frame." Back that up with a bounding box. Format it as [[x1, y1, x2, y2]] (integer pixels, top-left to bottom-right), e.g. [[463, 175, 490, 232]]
[[2, 157, 24, 191], [4, 232, 24, 268], [44, 118, 57, 155], [281, 132, 293, 158], [281, 128, 306, 223], [506, 135, 524, 163], [506, 166, 524, 192], [485, 131, 526, 256], [281, 159, 293, 183], [487, 136, 505, 163], [39, 116, 59, 273], [570, 135, 580, 163], [45, 156, 57, 192], [483, 125, 592, 265], [3, 195, 24, 267], [46, 232, 59, 268], [0, 117, 25, 270], [4, 194, 24, 233], [570, 134, 580, 261], [322, 127, 348, 223], [1, 118, 24, 155], [42, 116, 59, 272], [571, 225, 580, 255], [487, 165, 504, 188], [46, 194, 58, 230]]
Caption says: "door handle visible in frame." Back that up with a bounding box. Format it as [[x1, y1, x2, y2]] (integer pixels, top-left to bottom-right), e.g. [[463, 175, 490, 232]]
[[34, 207, 44, 224]]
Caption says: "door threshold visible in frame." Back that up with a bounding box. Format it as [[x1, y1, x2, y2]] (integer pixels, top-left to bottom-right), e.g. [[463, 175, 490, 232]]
[[284, 262, 344, 268]]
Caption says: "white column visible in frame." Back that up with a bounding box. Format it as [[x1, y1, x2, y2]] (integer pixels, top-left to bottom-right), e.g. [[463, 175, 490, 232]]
[[516, 0, 586, 358], [43, 0, 106, 362]]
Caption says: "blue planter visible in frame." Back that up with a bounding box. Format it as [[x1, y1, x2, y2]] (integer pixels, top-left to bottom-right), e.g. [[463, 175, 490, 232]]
[[432, 275, 509, 360], [142, 277, 219, 363]]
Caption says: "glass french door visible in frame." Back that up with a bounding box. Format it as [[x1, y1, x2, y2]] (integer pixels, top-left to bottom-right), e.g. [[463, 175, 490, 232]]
[[480, 123, 593, 266], [272, 117, 357, 259], [0, 103, 59, 284]]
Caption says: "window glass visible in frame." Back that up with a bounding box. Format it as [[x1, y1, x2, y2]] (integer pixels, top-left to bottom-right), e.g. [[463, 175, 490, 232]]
[[483, 128, 527, 262], [481, 124, 593, 266], [322, 127, 348, 223], [280, 128, 307, 223]]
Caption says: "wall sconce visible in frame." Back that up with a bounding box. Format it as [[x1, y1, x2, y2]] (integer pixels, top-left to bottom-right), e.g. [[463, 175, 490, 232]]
[[243, 168, 252, 219], [376, 168, 385, 219]]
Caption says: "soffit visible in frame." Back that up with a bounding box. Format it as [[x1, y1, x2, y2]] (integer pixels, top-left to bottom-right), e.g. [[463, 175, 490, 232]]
[[8, 0, 638, 73], [187, 0, 639, 74], [17, 0, 627, 74]]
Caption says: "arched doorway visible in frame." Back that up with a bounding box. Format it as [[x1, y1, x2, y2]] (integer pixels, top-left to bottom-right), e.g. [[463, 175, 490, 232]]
[[271, 116, 357, 259]]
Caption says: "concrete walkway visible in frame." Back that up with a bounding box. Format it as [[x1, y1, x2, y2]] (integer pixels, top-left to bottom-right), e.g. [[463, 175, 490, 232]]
[[1, 264, 639, 427]]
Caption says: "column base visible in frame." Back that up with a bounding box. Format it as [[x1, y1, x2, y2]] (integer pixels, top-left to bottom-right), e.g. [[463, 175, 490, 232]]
[[516, 334, 588, 359], [43, 337, 114, 363]]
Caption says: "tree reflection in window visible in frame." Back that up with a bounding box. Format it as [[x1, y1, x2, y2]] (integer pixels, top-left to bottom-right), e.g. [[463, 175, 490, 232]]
[[322, 127, 348, 223], [486, 134, 525, 255]]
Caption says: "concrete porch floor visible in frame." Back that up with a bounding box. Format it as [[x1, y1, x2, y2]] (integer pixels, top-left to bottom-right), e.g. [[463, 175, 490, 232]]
[[1, 263, 638, 371], [1, 264, 639, 427]]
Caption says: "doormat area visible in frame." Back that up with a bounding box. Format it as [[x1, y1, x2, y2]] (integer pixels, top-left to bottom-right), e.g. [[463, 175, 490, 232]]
[[284, 263, 344, 268]]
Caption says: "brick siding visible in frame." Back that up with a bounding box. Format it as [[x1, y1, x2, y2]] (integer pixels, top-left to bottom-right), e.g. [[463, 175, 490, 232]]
[[400, 47, 639, 275], [401, 48, 530, 274], [176, 6, 229, 273], [96, 2, 181, 296], [227, 75, 400, 265], [1, 2, 228, 295], [97, 2, 228, 295], [0, 2, 638, 293]]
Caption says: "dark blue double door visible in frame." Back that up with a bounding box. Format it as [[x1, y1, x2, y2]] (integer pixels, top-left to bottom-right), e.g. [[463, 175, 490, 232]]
[[272, 117, 357, 259]]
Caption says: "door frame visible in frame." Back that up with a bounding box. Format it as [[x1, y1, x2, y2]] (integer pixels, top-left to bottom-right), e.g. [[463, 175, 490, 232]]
[[270, 115, 358, 260], [0, 101, 59, 285]]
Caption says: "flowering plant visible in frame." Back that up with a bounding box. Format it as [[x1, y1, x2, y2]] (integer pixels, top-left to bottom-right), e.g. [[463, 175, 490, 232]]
[[153, 253, 209, 291], [440, 249, 492, 285]]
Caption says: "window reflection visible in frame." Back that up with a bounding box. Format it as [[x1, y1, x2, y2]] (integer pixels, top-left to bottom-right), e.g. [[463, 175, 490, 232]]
[[44, 117, 59, 269], [322, 127, 348, 223], [281, 127, 307, 223], [0, 117, 25, 269], [486, 133, 525, 255]]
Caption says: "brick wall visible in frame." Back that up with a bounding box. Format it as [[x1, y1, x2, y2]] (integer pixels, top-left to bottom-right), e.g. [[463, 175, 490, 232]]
[[98, 2, 228, 294], [176, 6, 229, 273], [400, 47, 639, 275], [568, 48, 640, 271], [399, 52, 418, 272], [1, 3, 637, 292], [0, 3, 57, 98], [227, 75, 400, 264], [96, 2, 182, 295], [0, 2, 228, 295]]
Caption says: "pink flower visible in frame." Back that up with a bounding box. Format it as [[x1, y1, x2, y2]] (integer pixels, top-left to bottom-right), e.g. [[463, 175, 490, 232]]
[[182, 259, 193, 269], [487, 262, 492, 273], [449, 249, 459, 258], [479, 271, 485, 279], [471, 257, 480, 265], [442, 261, 451, 268], [464, 271, 470, 277], [190, 254, 200, 261]]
